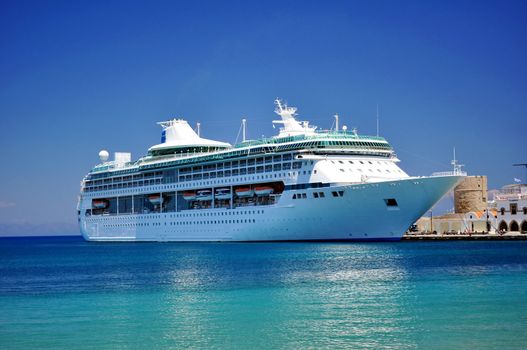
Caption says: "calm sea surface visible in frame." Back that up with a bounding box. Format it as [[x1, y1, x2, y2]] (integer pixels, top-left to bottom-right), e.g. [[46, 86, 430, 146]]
[[1, 237, 526, 349]]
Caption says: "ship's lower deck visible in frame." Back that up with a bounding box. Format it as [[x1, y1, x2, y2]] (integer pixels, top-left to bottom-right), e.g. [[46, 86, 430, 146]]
[[80, 175, 462, 242]]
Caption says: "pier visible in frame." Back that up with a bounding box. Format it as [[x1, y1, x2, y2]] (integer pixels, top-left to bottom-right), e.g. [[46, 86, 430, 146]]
[[404, 232, 527, 241]]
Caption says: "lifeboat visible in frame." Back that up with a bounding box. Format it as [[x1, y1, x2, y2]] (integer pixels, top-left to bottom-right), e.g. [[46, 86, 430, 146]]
[[183, 191, 197, 201], [196, 189, 212, 201], [148, 194, 163, 205], [254, 186, 274, 196], [235, 187, 254, 198], [215, 188, 231, 200], [92, 199, 108, 209]]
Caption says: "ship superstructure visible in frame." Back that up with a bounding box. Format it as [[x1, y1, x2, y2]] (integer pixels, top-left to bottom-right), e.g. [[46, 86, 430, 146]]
[[78, 99, 463, 241]]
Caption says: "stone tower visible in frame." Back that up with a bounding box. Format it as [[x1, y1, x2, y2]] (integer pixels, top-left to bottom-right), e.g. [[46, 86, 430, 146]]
[[454, 176, 488, 213]]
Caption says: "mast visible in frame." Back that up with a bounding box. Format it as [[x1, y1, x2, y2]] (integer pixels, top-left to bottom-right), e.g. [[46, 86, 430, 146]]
[[334, 114, 339, 132], [376, 104, 379, 137], [451, 147, 464, 175], [242, 118, 246, 142]]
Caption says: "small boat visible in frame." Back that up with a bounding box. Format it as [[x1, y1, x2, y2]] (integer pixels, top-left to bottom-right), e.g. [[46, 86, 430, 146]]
[[196, 189, 212, 201], [215, 188, 231, 200], [148, 194, 163, 204], [254, 186, 274, 196], [235, 187, 254, 198], [183, 191, 197, 201], [92, 199, 108, 209]]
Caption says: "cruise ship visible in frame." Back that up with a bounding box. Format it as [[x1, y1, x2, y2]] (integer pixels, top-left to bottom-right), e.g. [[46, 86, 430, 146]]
[[78, 99, 464, 241]]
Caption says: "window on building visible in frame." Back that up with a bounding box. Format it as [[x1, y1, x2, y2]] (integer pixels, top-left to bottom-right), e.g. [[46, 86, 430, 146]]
[[510, 203, 518, 215]]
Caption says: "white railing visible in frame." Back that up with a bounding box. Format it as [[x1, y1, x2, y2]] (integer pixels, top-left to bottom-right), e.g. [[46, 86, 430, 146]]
[[431, 171, 467, 177]]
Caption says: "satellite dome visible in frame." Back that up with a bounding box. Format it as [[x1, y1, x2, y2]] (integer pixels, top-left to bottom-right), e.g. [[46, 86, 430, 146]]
[[99, 150, 109, 162]]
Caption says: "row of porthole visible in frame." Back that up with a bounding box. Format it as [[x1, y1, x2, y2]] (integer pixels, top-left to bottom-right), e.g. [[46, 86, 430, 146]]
[[169, 219, 257, 225], [89, 215, 163, 221], [103, 219, 257, 228], [331, 159, 390, 166], [339, 167, 400, 174], [169, 210, 265, 218], [87, 210, 265, 220], [329, 159, 404, 174], [99, 216, 352, 229]]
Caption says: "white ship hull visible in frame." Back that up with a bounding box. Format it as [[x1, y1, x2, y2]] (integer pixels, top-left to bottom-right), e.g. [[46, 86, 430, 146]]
[[80, 175, 461, 242]]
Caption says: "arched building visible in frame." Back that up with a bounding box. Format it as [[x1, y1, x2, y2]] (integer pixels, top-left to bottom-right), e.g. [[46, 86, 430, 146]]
[[493, 184, 527, 233]]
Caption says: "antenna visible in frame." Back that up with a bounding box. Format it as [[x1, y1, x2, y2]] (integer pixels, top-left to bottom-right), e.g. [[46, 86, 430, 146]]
[[196, 122, 201, 137], [376, 104, 379, 137], [242, 118, 247, 142], [334, 114, 339, 132]]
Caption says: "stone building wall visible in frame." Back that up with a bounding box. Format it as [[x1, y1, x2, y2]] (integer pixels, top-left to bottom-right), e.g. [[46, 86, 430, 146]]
[[454, 176, 487, 214]]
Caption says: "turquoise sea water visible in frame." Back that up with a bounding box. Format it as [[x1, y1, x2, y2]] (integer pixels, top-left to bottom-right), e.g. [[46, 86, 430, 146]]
[[1, 237, 526, 349]]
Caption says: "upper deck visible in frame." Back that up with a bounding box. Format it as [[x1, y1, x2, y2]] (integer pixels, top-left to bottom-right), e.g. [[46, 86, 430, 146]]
[[89, 131, 393, 176], [81, 99, 400, 195]]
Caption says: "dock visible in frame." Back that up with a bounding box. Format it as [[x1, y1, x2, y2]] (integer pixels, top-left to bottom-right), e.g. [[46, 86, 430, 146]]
[[403, 232, 527, 241]]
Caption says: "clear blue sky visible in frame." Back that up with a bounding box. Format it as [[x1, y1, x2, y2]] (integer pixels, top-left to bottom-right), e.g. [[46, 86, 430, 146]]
[[1, 0, 526, 233]]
